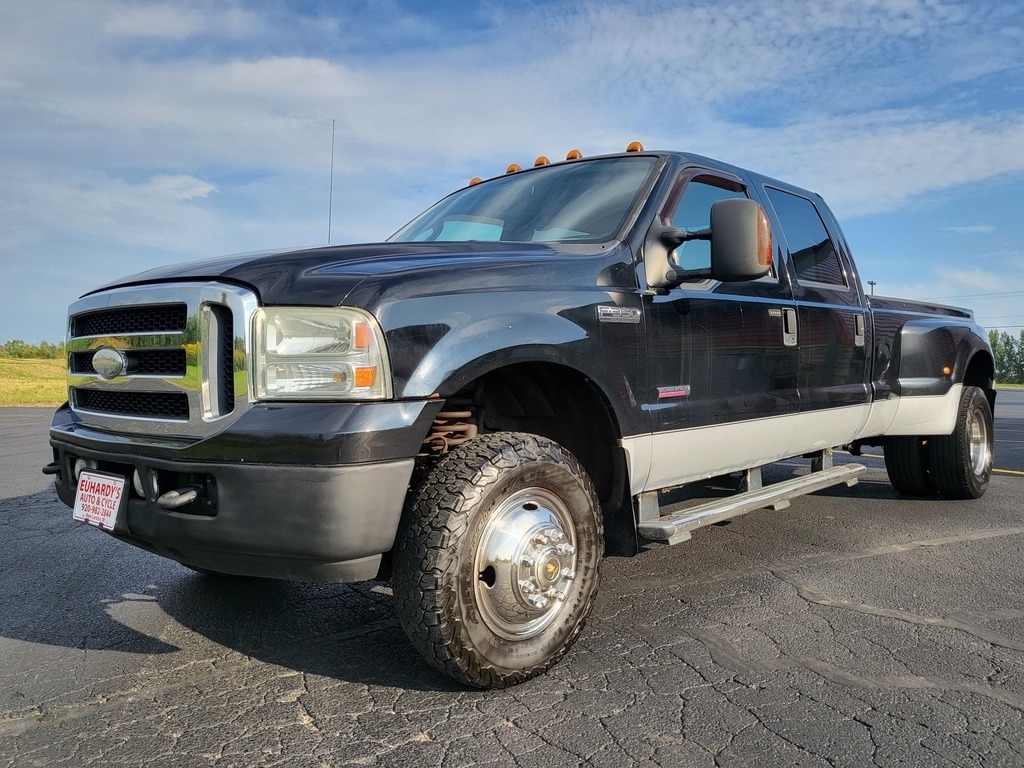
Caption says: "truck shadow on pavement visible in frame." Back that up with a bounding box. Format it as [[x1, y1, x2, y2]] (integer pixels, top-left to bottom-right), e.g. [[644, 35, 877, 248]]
[[0, 490, 179, 656], [3, 488, 461, 691], [157, 571, 465, 692]]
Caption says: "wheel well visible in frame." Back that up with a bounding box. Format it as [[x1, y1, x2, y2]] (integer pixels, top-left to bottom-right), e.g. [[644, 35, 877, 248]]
[[963, 350, 996, 410], [423, 362, 637, 555]]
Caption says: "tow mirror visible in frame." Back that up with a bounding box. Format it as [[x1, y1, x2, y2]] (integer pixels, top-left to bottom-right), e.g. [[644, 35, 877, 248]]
[[709, 198, 773, 282], [644, 198, 773, 288]]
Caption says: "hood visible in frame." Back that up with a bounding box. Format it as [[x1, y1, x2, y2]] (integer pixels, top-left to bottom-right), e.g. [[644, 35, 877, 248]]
[[84, 241, 571, 306]]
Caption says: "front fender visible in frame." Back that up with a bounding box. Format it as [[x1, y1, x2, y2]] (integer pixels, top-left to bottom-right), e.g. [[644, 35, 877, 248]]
[[398, 310, 590, 397], [375, 290, 607, 398]]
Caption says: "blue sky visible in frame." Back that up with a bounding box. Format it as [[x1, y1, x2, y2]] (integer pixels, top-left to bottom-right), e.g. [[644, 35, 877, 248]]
[[2, 0, 1023, 343]]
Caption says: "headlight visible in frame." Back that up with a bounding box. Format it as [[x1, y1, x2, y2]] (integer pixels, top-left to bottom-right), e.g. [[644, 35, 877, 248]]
[[254, 307, 392, 400]]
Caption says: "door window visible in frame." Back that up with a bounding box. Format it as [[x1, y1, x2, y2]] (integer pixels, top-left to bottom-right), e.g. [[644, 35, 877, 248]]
[[669, 179, 748, 271], [763, 187, 846, 286]]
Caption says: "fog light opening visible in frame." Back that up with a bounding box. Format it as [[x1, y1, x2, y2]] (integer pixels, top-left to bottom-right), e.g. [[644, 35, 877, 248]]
[[72, 458, 97, 484], [132, 469, 145, 498]]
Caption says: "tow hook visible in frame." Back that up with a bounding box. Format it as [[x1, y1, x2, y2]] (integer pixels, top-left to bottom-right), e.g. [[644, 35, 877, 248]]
[[157, 489, 198, 509]]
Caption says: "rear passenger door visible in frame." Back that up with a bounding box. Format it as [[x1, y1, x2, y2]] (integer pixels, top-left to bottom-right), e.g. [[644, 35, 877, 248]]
[[760, 186, 871, 450]]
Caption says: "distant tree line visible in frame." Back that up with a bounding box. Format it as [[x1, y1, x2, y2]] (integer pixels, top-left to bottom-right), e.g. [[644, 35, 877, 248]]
[[989, 330, 1024, 385], [0, 339, 66, 359]]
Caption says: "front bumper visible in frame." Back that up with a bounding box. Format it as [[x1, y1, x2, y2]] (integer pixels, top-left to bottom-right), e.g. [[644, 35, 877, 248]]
[[48, 399, 443, 582]]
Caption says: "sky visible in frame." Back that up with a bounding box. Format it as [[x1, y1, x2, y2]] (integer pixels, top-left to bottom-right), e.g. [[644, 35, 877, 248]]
[[2, 0, 1023, 343]]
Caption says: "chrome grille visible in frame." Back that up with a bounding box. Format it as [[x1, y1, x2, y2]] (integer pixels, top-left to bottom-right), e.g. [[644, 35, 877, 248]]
[[66, 283, 258, 438], [70, 349, 187, 376], [75, 389, 190, 420], [73, 304, 188, 336]]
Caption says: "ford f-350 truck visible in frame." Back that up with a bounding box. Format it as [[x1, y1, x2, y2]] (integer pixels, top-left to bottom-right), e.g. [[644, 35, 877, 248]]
[[45, 144, 995, 688]]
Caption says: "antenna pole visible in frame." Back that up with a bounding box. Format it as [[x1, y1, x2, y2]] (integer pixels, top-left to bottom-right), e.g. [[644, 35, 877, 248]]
[[328, 118, 336, 244]]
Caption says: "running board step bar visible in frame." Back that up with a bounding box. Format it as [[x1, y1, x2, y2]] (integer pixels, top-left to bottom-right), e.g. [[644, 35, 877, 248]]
[[637, 463, 867, 545]]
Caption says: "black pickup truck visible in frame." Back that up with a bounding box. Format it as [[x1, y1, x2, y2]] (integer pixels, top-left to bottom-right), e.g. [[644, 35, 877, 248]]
[[46, 144, 995, 688]]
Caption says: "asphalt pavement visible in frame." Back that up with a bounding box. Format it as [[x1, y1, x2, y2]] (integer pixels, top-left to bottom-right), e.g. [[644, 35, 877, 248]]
[[1, 392, 1022, 767]]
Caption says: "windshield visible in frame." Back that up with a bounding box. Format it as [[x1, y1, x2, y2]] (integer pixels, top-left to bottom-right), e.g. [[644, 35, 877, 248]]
[[390, 156, 658, 245]]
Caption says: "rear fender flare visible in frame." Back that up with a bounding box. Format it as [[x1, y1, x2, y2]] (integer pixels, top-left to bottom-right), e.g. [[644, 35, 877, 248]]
[[890, 320, 991, 397]]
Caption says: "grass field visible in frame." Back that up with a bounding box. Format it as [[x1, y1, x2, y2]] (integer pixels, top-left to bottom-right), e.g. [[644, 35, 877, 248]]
[[0, 358, 67, 407], [0, 358, 247, 407]]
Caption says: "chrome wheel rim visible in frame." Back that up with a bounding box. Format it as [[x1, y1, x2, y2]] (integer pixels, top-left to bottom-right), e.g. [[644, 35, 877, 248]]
[[967, 406, 991, 478], [473, 487, 578, 641]]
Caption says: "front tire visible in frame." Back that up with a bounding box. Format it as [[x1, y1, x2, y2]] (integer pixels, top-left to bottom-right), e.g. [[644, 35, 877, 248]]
[[392, 432, 603, 688], [928, 386, 994, 499]]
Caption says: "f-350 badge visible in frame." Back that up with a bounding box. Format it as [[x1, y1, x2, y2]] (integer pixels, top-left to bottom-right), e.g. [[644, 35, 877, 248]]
[[597, 305, 641, 324]]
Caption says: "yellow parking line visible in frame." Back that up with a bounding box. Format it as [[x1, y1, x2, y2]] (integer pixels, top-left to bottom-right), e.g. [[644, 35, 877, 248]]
[[855, 452, 1023, 476]]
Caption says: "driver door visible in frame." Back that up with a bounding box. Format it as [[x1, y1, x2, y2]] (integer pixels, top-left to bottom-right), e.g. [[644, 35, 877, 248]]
[[642, 168, 800, 490]]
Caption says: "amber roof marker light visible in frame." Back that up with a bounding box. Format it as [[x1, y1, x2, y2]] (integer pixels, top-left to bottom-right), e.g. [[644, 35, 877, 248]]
[[470, 142, 643, 186]]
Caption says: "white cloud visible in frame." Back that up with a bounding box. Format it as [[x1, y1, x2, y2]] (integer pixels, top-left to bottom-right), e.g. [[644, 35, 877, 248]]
[[695, 113, 1024, 218], [2, 0, 1024, 341], [7, 0, 1023, 194], [104, 4, 207, 39], [943, 225, 996, 234], [147, 174, 216, 201], [104, 2, 263, 40], [3, 173, 217, 252]]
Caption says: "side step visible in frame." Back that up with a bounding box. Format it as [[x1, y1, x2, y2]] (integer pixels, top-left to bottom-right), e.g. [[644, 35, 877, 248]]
[[636, 462, 866, 545]]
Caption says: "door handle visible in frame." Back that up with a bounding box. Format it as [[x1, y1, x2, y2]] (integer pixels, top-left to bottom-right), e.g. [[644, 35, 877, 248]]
[[854, 313, 866, 348], [782, 308, 798, 347]]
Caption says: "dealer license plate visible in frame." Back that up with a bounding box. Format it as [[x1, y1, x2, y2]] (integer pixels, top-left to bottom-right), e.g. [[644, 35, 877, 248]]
[[73, 470, 126, 531]]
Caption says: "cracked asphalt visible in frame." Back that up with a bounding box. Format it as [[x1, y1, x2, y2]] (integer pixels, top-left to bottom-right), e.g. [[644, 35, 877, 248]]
[[1, 392, 1022, 767]]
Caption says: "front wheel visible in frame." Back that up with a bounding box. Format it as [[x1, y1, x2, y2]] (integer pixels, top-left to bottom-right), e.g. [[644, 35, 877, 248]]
[[392, 432, 603, 688], [928, 386, 994, 499]]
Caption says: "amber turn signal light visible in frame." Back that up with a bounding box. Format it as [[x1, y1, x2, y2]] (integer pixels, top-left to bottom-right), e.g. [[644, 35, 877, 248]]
[[756, 206, 773, 268]]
